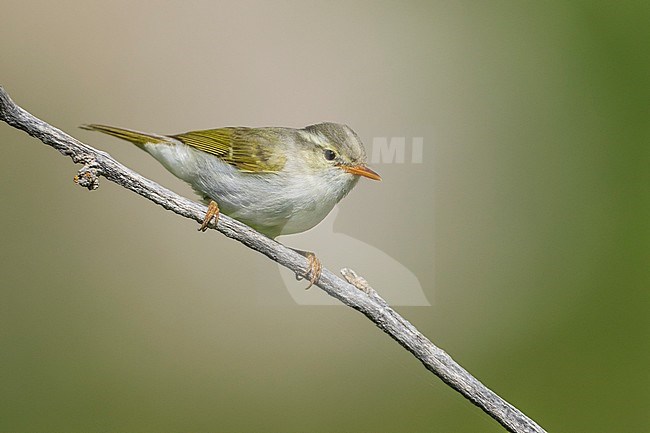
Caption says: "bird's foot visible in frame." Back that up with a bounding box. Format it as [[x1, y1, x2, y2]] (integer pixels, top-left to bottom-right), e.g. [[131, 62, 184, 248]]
[[304, 252, 322, 289], [198, 200, 220, 232], [292, 249, 322, 289]]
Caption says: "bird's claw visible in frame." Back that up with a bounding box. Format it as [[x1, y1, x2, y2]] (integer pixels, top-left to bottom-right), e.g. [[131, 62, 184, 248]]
[[199, 200, 220, 232], [303, 252, 322, 289]]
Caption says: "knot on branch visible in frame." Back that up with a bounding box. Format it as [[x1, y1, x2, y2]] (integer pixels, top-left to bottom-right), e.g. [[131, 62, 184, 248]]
[[341, 268, 375, 295], [73, 163, 101, 190]]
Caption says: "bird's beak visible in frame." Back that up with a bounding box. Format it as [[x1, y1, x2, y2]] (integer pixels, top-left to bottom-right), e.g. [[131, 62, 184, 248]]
[[340, 164, 382, 181]]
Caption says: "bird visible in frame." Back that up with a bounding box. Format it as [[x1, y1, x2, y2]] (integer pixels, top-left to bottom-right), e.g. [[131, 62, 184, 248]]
[[82, 122, 381, 287]]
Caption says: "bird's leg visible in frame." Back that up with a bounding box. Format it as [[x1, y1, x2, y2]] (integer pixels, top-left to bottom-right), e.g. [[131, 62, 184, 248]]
[[291, 248, 322, 289], [198, 200, 220, 232]]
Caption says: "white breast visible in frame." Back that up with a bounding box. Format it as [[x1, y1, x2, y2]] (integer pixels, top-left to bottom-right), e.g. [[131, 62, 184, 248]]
[[143, 140, 359, 238]]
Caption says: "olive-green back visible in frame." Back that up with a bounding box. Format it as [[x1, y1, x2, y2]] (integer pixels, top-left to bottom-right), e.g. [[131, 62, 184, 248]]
[[170, 128, 286, 173]]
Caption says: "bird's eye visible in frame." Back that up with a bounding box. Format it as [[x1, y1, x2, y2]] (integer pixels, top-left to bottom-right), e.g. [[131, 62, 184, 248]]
[[324, 149, 337, 161]]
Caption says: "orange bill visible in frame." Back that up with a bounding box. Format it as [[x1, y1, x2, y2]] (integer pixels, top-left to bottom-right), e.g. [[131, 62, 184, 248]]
[[341, 164, 382, 181]]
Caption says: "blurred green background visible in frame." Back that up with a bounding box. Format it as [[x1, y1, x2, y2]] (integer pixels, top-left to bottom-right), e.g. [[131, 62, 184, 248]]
[[1, 1, 648, 432]]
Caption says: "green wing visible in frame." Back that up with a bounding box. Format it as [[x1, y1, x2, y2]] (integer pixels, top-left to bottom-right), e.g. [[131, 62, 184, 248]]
[[170, 128, 286, 173]]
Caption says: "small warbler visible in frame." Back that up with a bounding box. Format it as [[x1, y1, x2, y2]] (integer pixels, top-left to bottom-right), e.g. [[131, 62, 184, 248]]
[[82, 122, 380, 286]]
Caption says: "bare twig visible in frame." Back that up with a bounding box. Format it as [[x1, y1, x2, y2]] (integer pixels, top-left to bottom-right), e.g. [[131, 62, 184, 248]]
[[0, 86, 546, 433]]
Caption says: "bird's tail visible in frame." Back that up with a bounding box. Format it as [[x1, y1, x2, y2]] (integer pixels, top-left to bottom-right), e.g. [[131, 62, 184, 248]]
[[80, 124, 168, 149]]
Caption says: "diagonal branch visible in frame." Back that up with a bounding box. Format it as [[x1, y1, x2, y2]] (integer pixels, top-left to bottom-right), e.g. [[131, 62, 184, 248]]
[[0, 86, 546, 433]]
